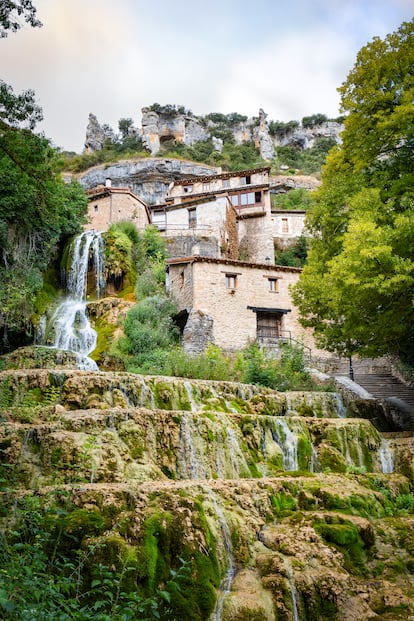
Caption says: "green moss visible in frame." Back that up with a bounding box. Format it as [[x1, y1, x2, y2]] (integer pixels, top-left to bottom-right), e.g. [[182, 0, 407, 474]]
[[63, 508, 107, 539], [297, 434, 313, 471], [314, 519, 367, 575], [90, 317, 117, 363], [270, 492, 297, 516], [317, 445, 347, 473]]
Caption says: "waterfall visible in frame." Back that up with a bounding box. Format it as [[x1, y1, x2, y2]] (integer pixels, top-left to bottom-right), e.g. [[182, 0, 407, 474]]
[[184, 381, 198, 411], [178, 414, 206, 479], [272, 419, 299, 471], [41, 231, 104, 371], [282, 555, 300, 621], [333, 393, 347, 418], [379, 438, 395, 474], [208, 492, 235, 621]]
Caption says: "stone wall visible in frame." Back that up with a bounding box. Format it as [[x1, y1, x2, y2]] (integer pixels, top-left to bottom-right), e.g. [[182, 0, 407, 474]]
[[271, 210, 307, 244], [85, 190, 149, 232], [168, 258, 319, 353]]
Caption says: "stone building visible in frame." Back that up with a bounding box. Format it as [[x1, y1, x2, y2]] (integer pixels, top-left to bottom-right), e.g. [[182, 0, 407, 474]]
[[85, 184, 150, 232], [271, 209, 307, 248], [167, 256, 315, 355], [152, 166, 275, 264]]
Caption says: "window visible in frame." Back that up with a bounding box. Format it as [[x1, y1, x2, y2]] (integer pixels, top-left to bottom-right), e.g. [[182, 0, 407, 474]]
[[268, 278, 278, 292], [230, 191, 263, 208], [94, 205, 99, 212], [281, 218, 289, 233], [240, 175, 251, 185], [203, 182, 210, 192], [188, 208, 197, 229], [183, 185, 193, 194], [225, 273, 237, 289], [222, 179, 230, 189]]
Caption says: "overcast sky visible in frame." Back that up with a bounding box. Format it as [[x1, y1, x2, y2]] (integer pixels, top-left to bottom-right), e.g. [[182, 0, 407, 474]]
[[1, 0, 412, 153]]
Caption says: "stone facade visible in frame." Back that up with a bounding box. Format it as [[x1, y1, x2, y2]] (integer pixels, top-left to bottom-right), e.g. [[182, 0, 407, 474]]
[[85, 186, 150, 232], [161, 167, 275, 264], [271, 210, 307, 246], [167, 256, 317, 354]]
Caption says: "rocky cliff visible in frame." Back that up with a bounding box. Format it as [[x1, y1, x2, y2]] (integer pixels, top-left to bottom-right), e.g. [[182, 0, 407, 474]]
[[76, 157, 219, 205], [84, 107, 343, 161], [1, 361, 413, 620]]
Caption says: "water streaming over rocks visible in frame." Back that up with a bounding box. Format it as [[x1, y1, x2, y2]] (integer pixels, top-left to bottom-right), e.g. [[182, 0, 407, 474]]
[[40, 231, 104, 370], [1, 366, 414, 620], [208, 491, 236, 621], [379, 438, 395, 473]]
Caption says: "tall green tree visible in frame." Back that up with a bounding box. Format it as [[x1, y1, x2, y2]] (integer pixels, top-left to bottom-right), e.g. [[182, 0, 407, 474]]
[[292, 19, 414, 362], [0, 1, 88, 348]]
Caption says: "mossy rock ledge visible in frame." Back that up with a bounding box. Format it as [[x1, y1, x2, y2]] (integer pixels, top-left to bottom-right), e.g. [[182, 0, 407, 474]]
[[1, 366, 414, 620]]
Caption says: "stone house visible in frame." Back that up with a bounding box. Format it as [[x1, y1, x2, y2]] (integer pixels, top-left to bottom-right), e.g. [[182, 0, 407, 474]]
[[271, 209, 307, 248], [167, 256, 315, 355], [151, 166, 275, 264], [85, 183, 150, 232]]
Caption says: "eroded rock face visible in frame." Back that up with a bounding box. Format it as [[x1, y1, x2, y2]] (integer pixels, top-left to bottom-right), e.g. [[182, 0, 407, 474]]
[[141, 107, 210, 155], [77, 158, 218, 205], [1, 367, 414, 620], [84, 113, 106, 153]]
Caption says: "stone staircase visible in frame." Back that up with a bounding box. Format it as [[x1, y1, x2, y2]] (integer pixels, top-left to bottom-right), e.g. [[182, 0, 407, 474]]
[[317, 357, 414, 430], [332, 359, 414, 403]]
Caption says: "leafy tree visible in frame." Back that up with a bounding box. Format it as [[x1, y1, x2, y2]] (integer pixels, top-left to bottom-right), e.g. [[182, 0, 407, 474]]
[[271, 188, 313, 211], [0, 0, 41, 37], [301, 113, 328, 128], [0, 93, 87, 348], [292, 19, 414, 362]]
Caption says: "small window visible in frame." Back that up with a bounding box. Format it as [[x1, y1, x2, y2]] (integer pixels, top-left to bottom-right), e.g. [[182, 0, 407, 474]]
[[179, 271, 184, 288], [281, 218, 289, 233], [94, 204, 99, 212], [188, 208, 197, 229], [225, 273, 237, 289], [255, 191, 262, 203], [222, 179, 230, 189], [231, 195, 238, 206], [183, 185, 193, 194], [268, 278, 278, 292], [240, 174, 251, 185], [203, 182, 210, 192]]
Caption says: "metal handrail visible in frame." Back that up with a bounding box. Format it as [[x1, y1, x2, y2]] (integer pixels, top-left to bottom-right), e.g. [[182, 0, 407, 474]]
[[257, 329, 312, 360]]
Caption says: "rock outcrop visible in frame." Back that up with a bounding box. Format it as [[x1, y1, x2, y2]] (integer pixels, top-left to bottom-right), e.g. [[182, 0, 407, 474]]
[[84, 108, 343, 162], [77, 158, 218, 205], [84, 113, 110, 153], [1, 364, 414, 620]]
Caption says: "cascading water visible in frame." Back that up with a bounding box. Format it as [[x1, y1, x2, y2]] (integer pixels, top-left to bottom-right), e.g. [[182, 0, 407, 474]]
[[379, 438, 395, 473], [282, 555, 300, 621], [41, 231, 104, 370], [208, 491, 235, 621], [272, 419, 300, 471]]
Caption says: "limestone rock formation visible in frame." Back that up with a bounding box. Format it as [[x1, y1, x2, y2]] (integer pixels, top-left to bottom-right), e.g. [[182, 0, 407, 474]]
[[84, 107, 343, 161], [1, 366, 414, 620], [253, 108, 275, 161], [84, 113, 106, 153], [141, 107, 209, 155], [77, 157, 218, 205]]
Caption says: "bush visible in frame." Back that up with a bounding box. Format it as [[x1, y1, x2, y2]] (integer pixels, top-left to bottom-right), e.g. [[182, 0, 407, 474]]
[[124, 296, 179, 359]]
